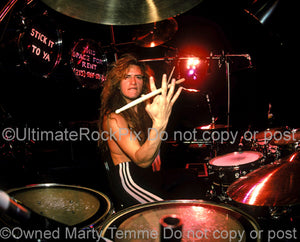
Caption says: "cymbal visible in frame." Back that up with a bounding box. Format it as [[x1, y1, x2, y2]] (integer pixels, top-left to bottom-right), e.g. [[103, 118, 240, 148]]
[[196, 124, 229, 130], [133, 18, 178, 48], [255, 127, 286, 140], [41, 0, 204, 25], [227, 152, 300, 206], [270, 129, 300, 146]]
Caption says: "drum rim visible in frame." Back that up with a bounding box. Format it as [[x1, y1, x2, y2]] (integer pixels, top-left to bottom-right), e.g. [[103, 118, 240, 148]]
[[6, 183, 112, 229], [99, 199, 261, 241], [209, 151, 264, 167]]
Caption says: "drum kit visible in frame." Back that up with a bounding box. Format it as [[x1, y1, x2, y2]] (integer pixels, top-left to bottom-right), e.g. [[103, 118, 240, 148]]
[[1, 0, 299, 241], [205, 126, 300, 199]]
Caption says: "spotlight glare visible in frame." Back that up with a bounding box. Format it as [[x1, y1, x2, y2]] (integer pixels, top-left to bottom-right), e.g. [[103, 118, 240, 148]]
[[186, 57, 200, 69], [188, 69, 194, 75]]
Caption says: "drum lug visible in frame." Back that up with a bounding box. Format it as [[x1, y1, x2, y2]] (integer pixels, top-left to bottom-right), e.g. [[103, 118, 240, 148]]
[[218, 172, 225, 179], [234, 172, 240, 179], [241, 170, 247, 176], [233, 166, 239, 171]]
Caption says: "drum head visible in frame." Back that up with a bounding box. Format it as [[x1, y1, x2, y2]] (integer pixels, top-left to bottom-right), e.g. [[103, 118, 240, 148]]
[[70, 39, 107, 89], [209, 151, 263, 167], [18, 15, 62, 78], [4, 184, 111, 229], [100, 200, 260, 241]]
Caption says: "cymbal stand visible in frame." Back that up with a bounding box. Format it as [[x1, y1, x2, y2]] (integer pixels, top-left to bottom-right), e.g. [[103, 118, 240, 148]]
[[109, 25, 118, 62], [0, 0, 18, 23], [139, 53, 252, 130], [225, 53, 230, 130], [216, 51, 231, 130], [0, 0, 34, 23], [206, 51, 252, 130]]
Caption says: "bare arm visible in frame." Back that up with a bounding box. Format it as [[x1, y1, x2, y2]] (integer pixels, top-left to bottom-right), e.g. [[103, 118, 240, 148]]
[[106, 74, 182, 168]]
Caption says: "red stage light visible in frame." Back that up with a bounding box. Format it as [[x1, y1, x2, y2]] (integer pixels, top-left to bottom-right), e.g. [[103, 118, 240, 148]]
[[186, 57, 200, 69], [186, 57, 200, 80], [188, 69, 194, 75]]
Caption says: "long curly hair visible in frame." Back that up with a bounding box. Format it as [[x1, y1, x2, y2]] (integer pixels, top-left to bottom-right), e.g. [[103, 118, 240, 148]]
[[98, 54, 153, 155]]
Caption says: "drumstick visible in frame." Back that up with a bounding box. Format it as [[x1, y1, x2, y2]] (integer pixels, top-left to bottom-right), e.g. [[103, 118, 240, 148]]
[[167, 66, 175, 84], [115, 78, 185, 114]]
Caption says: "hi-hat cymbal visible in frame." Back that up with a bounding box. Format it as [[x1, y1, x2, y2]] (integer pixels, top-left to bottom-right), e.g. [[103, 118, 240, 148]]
[[133, 18, 178, 47], [41, 0, 204, 25], [227, 152, 300, 206]]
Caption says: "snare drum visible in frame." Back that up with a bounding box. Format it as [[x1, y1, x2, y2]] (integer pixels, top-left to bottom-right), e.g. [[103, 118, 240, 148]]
[[1, 183, 112, 229], [100, 200, 260, 241], [208, 151, 264, 187]]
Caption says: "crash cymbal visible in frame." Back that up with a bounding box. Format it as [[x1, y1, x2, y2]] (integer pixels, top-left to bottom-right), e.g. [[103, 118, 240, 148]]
[[41, 0, 204, 25], [132, 17, 178, 47], [227, 152, 300, 206], [196, 124, 229, 130]]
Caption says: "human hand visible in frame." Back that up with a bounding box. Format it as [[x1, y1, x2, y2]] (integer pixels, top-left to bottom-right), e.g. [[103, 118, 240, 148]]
[[145, 74, 182, 129]]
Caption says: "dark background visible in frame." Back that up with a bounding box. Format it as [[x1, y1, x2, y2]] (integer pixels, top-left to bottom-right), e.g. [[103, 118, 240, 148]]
[[0, 0, 297, 192]]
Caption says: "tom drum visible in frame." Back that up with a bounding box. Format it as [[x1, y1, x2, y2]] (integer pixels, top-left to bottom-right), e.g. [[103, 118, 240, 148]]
[[208, 151, 264, 187]]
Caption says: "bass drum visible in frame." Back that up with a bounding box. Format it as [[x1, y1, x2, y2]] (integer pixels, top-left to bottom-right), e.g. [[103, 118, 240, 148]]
[[2, 183, 112, 229], [70, 38, 107, 90], [100, 200, 261, 241], [18, 14, 62, 78]]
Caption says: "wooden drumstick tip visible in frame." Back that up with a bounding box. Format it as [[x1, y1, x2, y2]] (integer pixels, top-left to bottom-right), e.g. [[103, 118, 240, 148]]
[[115, 78, 185, 114]]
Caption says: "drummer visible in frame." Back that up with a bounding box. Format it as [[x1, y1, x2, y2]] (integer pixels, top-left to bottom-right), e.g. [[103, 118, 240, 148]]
[[98, 54, 206, 208]]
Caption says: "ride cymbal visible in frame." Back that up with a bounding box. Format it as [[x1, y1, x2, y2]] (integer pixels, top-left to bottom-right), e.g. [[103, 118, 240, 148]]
[[41, 0, 204, 25]]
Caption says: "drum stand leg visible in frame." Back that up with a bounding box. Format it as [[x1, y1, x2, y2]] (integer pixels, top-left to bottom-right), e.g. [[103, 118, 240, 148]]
[[225, 57, 231, 129], [0, 0, 18, 23]]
